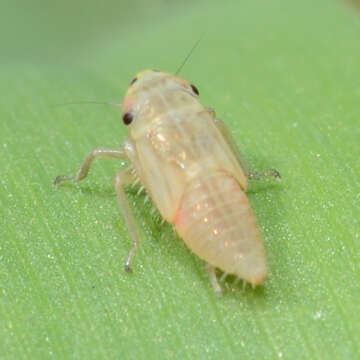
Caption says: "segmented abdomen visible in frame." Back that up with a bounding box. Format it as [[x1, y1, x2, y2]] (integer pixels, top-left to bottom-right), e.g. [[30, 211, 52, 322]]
[[173, 171, 267, 285]]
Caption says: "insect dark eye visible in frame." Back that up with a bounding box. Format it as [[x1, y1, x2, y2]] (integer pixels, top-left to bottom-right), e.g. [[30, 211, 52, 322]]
[[130, 77, 137, 85], [123, 112, 133, 125], [190, 84, 199, 95]]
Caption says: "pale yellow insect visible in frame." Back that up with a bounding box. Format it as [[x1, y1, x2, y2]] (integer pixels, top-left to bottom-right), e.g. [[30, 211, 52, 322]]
[[55, 69, 280, 295]]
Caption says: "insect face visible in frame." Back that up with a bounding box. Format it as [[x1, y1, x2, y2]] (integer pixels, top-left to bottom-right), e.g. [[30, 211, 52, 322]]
[[122, 70, 201, 138]]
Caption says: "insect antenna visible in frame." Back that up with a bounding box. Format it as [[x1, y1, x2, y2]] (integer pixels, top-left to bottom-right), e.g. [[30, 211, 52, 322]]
[[175, 35, 204, 75], [51, 101, 121, 108]]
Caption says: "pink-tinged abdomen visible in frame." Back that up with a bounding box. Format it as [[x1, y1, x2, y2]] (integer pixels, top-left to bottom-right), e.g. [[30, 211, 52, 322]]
[[173, 171, 267, 285]]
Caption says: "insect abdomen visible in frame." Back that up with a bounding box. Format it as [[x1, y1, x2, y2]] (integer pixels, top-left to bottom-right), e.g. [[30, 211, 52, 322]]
[[173, 171, 267, 285]]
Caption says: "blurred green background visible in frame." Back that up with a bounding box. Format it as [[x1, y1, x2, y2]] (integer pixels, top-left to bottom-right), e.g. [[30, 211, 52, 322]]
[[1, 0, 360, 359]]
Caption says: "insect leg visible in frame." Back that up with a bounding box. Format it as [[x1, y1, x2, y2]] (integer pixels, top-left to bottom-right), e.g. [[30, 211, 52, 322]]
[[206, 265, 223, 297], [54, 148, 126, 185], [213, 117, 250, 175], [205, 107, 216, 118], [114, 168, 142, 273], [212, 116, 281, 183], [248, 169, 281, 181]]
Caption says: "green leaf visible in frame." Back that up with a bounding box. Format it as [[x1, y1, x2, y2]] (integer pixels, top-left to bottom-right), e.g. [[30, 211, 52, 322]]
[[1, 0, 359, 359]]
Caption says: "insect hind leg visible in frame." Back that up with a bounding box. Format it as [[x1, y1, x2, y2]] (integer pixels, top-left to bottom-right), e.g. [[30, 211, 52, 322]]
[[206, 265, 223, 297], [115, 168, 142, 273]]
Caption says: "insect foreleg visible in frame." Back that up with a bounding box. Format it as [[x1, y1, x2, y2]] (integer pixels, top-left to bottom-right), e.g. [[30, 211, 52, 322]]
[[54, 148, 127, 185], [114, 168, 142, 273]]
